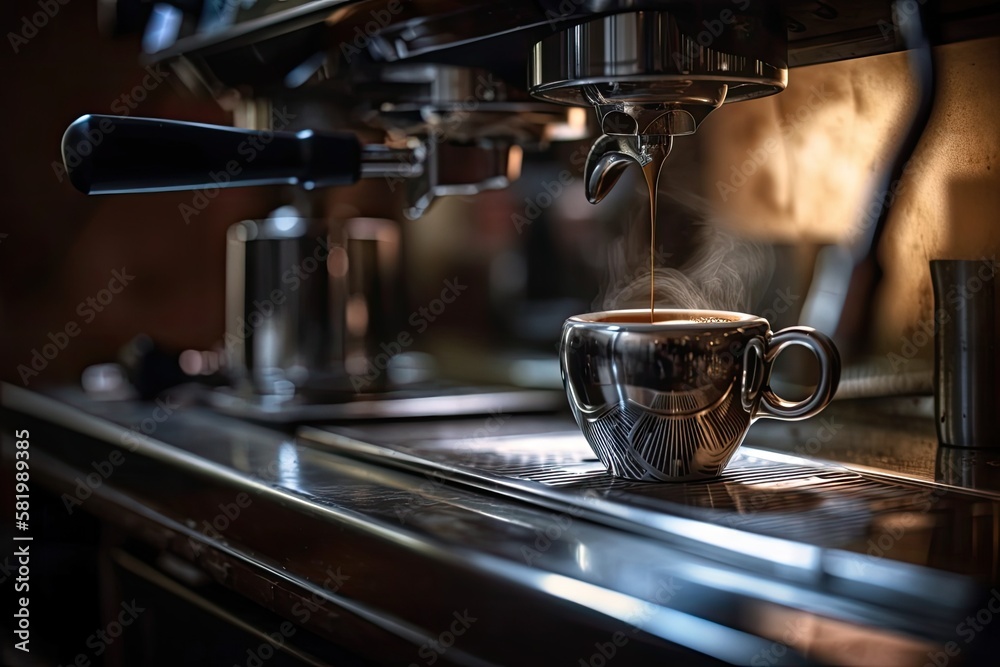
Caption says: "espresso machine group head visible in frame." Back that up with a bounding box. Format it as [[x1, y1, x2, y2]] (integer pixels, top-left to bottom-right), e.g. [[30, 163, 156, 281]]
[[528, 8, 787, 200]]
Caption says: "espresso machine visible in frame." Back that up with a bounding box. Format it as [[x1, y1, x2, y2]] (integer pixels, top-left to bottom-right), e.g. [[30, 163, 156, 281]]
[[59, 0, 798, 412], [5, 1, 1000, 665]]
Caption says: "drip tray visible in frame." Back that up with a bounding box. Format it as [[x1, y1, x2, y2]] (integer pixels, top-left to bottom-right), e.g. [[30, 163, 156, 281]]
[[299, 421, 1000, 567]]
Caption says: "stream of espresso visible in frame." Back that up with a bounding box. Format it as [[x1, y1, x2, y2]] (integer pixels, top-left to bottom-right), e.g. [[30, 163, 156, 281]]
[[639, 141, 671, 323]]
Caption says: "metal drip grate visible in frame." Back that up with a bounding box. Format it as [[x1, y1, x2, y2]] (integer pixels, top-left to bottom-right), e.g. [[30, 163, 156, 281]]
[[300, 426, 997, 563], [389, 437, 884, 545]]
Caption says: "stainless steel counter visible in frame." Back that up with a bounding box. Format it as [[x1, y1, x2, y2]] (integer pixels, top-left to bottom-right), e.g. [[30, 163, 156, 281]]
[[3, 383, 999, 666]]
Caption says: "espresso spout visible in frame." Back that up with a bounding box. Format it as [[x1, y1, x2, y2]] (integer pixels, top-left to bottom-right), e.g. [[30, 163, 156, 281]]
[[584, 134, 673, 204]]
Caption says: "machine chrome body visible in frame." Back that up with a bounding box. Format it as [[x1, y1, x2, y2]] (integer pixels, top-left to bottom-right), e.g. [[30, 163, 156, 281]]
[[529, 10, 787, 138]]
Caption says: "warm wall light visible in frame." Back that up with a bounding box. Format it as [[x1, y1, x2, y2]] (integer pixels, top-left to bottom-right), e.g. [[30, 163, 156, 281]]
[[179, 349, 202, 375], [544, 107, 591, 141], [507, 144, 524, 182], [327, 245, 350, 278], [346, 295, 369, 337]]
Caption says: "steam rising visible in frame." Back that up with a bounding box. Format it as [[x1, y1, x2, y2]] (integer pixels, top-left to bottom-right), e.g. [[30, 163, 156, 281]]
[[595, 191, 774, 313]]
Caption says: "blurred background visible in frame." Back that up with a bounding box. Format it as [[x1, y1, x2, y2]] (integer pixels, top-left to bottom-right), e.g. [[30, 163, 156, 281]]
[[0, 1, 998, 391]]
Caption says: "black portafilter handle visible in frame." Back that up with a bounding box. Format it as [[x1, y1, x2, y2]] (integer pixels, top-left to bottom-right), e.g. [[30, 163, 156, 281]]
[[61, 114, 362, 195]]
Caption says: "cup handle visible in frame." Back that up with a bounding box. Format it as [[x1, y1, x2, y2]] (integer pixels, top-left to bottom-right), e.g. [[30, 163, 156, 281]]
[[751, 326, 841, 421]]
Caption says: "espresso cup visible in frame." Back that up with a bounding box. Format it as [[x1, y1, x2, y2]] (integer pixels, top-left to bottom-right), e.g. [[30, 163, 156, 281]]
[[560, 309, 840, 481]]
